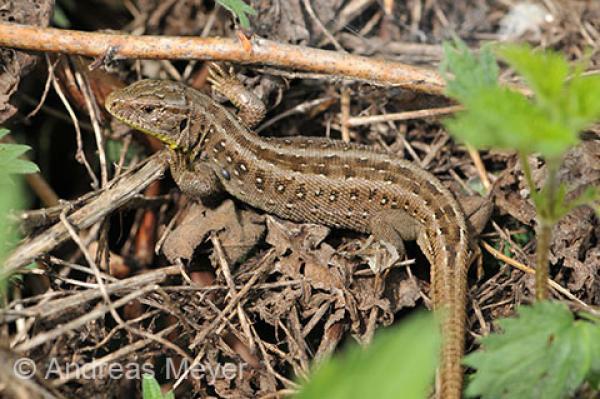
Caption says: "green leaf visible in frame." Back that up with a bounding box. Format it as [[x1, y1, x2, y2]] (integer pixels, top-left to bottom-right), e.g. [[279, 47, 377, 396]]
[[497, 44, 569, 105], [498, 45, 600, 143], [512, 231, 533, 247], [444, 86, 578, 158], [216, 0, 256, 30], [564, 74, 600, 133], [556, 186, 600, 220], [142, 374, 173, 399], [442, 41, 600, 162], [441, 39, 499, 103], [584, 313, 600, 390], [296, 312, 439, 399], [52, 3, 71, 28], [464, 301, 600, 399], [0, 177, 23, 295], [0, 129, 37, 294], [0, 129, 40, 175]]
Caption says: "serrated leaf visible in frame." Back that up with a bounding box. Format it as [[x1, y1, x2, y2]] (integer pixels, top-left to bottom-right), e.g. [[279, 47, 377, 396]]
[[442, 41, 600, 163], [216, 0, 256, 29], [441, 40, 499, 102], [444, 86, 578, 158], [296, 312, 439, 399], [498, 45, 569, 105], [464, 301, 600, 399], [564, 74, 600, 133]]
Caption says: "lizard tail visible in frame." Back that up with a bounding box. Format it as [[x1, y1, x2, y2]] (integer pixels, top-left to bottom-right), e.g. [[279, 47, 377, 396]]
[[434, 236, 469, 399]]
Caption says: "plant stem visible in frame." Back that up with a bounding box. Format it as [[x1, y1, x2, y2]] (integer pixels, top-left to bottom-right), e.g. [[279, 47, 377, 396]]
[[519, 152, 556, 301], [534, 220, 551, 300], [535, 160, 559, 301]]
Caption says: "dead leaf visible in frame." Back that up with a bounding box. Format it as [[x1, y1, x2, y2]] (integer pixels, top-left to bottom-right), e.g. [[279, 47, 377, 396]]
[[163, 200, 265, 265]]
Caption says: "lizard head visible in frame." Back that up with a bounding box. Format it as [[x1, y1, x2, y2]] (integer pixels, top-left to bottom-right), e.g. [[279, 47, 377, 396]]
[[106, 79, 208, 152]]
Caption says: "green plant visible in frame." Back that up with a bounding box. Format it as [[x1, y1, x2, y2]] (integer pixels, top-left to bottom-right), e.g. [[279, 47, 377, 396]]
[[0, 128, 39, 294], [142, 374, 174, 399], [216, 0, 256, 30], [464, 302, 600, 398], [441, 40, 600, 398], [296, 312, 439, 399], [441, 40, 600, 300]]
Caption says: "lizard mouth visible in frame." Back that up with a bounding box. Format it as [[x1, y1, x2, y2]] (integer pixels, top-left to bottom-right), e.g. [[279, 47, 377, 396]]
[[138, 129, 180, 150], [105, 92, 179, 149]]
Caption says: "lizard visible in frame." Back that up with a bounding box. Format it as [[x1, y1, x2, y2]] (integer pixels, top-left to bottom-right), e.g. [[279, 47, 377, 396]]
[[105, 64, 492, 399]]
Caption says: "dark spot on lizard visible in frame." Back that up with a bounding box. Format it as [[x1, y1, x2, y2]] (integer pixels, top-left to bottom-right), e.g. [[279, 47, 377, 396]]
[[368, 188, 378, 201], [406, 180, 421, 195], [434, 207, 445, 221], [329, 190, 339, 202], [255, 172, 266, 191], [443, 204, 456, 218], [423, 180, 440, 196], [275, 181, 286, 193], [295, 184, 307, 200]]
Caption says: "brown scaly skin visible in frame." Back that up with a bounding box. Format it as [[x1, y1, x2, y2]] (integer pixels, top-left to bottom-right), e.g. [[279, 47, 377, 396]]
[[106, 64, 492, 399]]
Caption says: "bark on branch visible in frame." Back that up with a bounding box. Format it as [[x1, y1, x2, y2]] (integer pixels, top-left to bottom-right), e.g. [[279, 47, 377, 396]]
[[0, 22, 446, 95]]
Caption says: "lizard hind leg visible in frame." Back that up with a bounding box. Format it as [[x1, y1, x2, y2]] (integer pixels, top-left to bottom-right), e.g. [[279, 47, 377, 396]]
[[458, 194, 492, 235], [365, 209, 423, 268], [457, 195, 492, 279], [206, 62, 267, 128]]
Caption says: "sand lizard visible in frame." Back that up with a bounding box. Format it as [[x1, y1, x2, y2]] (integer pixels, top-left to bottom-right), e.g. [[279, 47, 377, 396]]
[[105, 64, 491, 399]]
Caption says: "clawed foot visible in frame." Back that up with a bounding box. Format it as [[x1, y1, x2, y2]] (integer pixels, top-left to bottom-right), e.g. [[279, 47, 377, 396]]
[[168, 149, 190, 181], [350, 236, 403, 273], [469, 242, 485, 279], [206, 62, 239, 96], [206, 62, 266, 128]]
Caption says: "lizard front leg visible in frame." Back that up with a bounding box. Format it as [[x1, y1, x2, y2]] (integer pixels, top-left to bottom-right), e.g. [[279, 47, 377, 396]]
[[207, 63, 267, 128], [169, 150, 222, 201], [460, 195, 493, 235]]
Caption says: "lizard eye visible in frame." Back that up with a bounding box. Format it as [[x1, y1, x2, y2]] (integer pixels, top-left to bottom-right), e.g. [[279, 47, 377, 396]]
[[143, 105, 154, 113]]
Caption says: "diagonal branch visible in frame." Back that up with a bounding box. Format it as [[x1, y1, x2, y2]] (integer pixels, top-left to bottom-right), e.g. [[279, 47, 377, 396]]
[[2, 153, 169, 277]]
